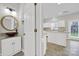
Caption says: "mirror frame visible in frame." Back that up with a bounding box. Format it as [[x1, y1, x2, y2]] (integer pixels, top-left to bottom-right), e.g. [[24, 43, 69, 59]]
[[1, 15, 19, 31]]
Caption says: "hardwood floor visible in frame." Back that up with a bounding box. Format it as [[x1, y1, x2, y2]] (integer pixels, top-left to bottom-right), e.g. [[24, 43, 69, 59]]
[[46, 40, 79, 56]]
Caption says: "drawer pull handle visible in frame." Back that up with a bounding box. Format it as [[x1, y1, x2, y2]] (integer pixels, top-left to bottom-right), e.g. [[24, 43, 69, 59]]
[[12, 42, 15, 45]]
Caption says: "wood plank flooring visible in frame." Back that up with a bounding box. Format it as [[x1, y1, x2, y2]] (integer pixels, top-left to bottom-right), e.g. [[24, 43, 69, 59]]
[[46, 40, 79, 56]]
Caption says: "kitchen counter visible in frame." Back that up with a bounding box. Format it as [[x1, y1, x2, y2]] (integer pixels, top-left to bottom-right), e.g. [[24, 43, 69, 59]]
[[43, 30, 67, 46]]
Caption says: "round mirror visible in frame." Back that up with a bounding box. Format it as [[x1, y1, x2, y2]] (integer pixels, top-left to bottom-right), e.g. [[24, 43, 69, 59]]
[[1, 15, 18, 31]]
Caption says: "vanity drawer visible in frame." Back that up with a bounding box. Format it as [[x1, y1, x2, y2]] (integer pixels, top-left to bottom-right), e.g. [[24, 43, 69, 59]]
[[1, 37, 21, 56], [1, 38, 14, 56], [12, 37, 21, 55]]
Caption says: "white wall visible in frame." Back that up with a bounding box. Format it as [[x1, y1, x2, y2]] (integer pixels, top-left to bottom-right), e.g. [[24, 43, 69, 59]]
[[48, 32, 66, 46]]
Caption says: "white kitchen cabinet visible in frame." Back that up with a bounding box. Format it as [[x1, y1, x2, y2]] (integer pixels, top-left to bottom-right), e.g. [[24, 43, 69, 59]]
[[0, 36, 21, 56]]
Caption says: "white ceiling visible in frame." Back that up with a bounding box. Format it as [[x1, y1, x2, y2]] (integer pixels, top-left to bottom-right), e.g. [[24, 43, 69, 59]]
[[42, 3, 79, 19]]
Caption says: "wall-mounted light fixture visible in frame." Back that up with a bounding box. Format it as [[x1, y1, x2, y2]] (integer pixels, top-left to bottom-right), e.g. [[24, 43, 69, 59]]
[[57, 3, 62, 5], [4, 7, 17, 16], [6, 7, 15, 11]]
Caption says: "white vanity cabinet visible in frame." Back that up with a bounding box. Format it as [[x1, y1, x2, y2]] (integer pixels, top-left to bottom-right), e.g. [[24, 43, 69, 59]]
[[0, 36, 21, 56]]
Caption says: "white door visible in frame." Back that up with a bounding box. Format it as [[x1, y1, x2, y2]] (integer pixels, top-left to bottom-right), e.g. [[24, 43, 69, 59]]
[[23, 3, 43, 56], [23, 3, 35, 56]]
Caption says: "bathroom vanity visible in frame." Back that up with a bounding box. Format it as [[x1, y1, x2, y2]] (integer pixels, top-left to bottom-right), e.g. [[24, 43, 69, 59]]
[[0, 15, 21, 56], [0, 36, 21, 56], [0, 8, 22, 56]]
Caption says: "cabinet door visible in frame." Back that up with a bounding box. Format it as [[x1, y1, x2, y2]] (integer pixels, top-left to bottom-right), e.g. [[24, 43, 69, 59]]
[[13, 37, 21, 54], [1, 38, 13, 56]]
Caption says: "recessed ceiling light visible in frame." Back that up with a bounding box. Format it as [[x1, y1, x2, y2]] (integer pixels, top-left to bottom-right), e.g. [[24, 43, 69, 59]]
[[11, 11, 17, 16], [57, 3, 62, 5], [58, 11, 69, 16]]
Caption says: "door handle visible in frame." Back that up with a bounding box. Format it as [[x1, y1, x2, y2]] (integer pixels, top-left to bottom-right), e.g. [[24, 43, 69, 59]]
[[12, 42, 15, 45], [23, 33, 26, 36]]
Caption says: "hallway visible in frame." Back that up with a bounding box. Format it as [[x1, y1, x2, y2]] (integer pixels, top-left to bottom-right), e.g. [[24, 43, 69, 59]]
[[46, 40, 79, 56]]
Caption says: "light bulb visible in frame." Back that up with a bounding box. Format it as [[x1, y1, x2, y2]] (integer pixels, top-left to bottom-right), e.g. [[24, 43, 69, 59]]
[[4, 8, 10, 14], [11, 11, 17, 16]]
